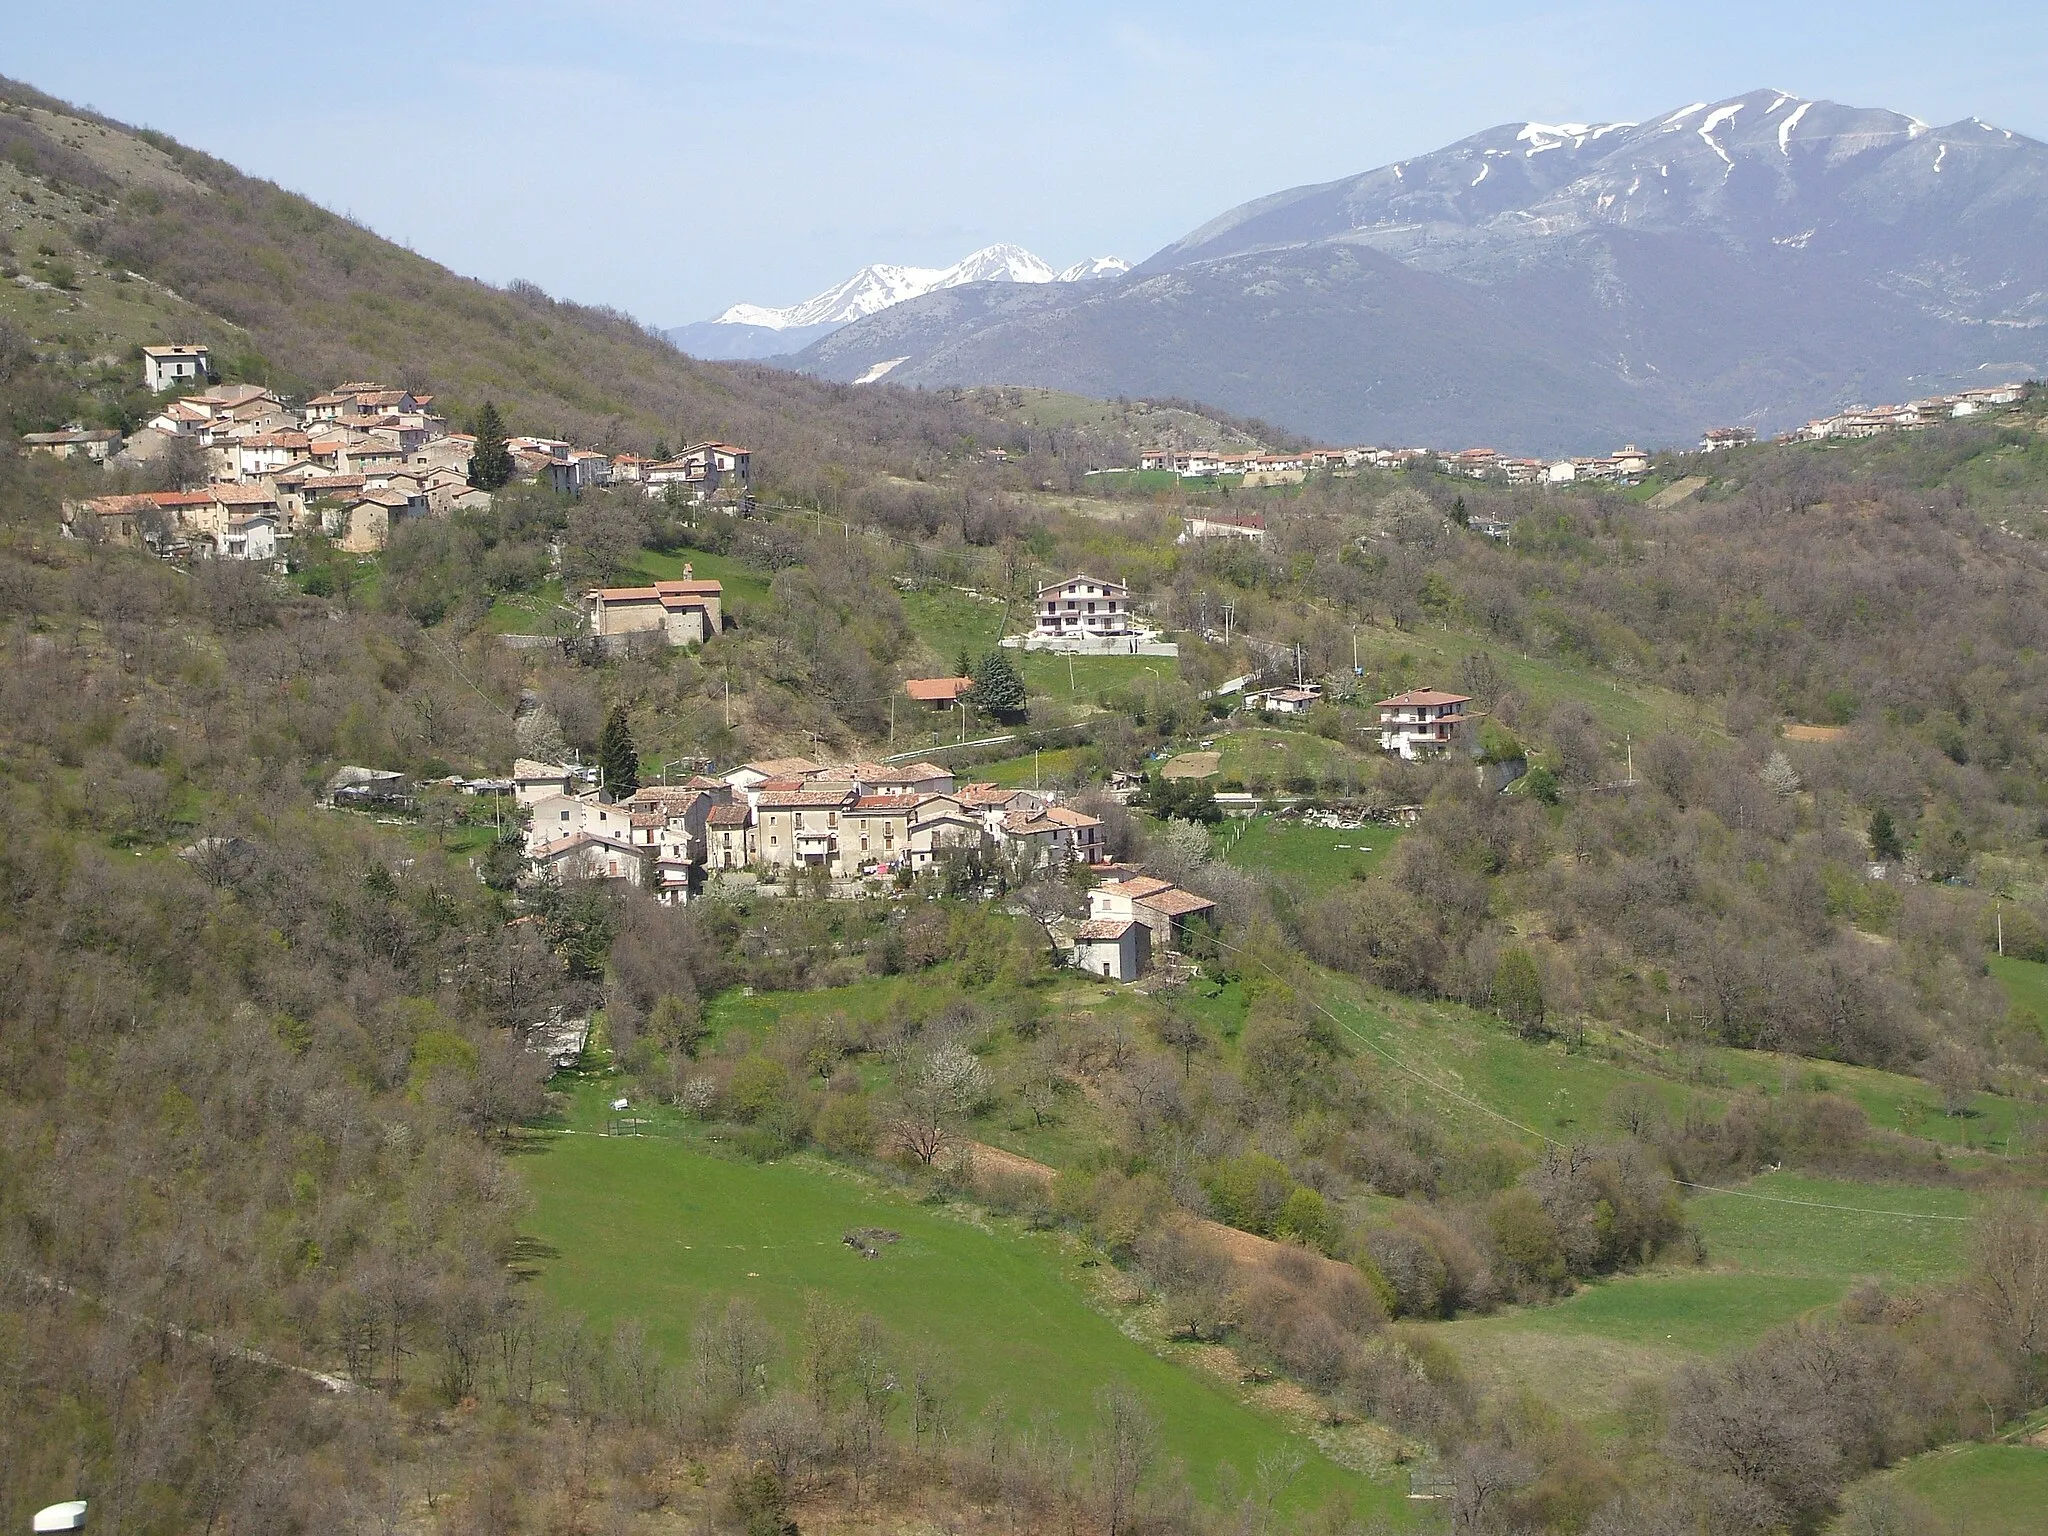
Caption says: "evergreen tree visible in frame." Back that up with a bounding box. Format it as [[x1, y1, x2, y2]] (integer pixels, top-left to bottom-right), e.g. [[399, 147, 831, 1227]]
[[1869, 806, 1903, 861], [1493, 947, 1546, 1038], [598, 705, 640, 799], [966, 648, 1026, 719], [469, 400, 513, 490]]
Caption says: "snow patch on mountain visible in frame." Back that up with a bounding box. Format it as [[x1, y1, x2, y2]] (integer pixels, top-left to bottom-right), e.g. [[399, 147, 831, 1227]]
[[1779, 100, 1813, 154], [704, 244, 1125, 333]]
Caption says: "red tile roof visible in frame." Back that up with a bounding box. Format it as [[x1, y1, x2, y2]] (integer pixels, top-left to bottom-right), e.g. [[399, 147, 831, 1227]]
[[904, 676, 972, 702], [1074, 919, 1137, 941], [1137, 888, 1216, 918], [1377, 689, 1472, 708]]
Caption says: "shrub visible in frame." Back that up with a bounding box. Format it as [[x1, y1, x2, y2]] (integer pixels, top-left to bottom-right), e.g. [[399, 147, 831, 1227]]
[[727, 1055, 791, 1123]]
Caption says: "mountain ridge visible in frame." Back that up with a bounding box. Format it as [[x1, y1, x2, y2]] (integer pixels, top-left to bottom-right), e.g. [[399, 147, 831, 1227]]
[[784, 90, 2048, 452], [667, 244, 1128, 362]]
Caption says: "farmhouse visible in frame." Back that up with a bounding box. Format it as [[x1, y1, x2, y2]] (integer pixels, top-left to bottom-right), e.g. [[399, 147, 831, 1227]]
[[583, 568, 724, 647], [1377, 688, 1473, 760], [904, 676, 973, 710], [1034, 575, 1133, 640], [1073, 918, 1149, 982], [23, 427, 123, 463], [1089, 876, 1217, 953]]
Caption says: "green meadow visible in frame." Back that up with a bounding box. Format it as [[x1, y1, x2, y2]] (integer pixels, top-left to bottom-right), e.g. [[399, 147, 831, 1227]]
[[519, 1133, 1415, 1522], [1216, 815, 1406, 894], [1429, 1173, 1979, 1421], [1885, 1440, 2048, 1533]]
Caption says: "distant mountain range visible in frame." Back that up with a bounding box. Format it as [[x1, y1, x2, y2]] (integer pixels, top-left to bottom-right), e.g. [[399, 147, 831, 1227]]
[[666, 245, 1128, 361], [777, 91, 2048, 453]]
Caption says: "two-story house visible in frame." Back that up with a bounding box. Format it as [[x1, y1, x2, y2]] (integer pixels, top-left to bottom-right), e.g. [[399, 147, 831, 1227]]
[[1034, 575, 1133, 640], [1376, 689, 1473, 760]]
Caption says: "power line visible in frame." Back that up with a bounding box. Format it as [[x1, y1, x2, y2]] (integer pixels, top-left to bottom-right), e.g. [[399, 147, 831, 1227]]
[[1670, 1179, 1970, 1222]]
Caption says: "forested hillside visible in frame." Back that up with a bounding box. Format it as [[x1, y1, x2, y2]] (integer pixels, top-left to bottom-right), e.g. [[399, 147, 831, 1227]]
[[6, 70, 2048, 1536]]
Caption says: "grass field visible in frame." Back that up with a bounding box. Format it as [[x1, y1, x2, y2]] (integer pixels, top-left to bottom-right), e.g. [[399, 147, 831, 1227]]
[[969, 746, 1094, 788], [520, 1132, 1415, 1522], [1885, 1441, 2048, 1532], [635, 546, 774, 608], [1211, 727, 1378, 790], [1018, 651, 1178, 704], [1429, 1173, 1980, 1423], [900, 588, 1008, 671], [1217, 816, 1407, 894], [1993, 956, 2048, 1033]]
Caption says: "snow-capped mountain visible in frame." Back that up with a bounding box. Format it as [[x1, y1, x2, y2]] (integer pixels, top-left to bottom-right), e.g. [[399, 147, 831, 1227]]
[[790, 89, 2048, 452], [667, 245, 1127, 361]]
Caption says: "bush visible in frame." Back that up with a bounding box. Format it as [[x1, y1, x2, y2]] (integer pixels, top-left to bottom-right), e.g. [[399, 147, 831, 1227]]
[[727, 1055, 791, 1124], [814, 1091, 876, 1155]]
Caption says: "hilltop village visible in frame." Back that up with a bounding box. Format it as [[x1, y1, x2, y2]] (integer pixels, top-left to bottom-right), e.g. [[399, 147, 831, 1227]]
[[42, 343, 752, 559]]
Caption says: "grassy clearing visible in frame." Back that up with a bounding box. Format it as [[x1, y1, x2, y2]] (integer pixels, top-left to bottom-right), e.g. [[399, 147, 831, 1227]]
[[486, 578, 568, 634], [1212, 726, 1378, 790], [967, 746, 1094, 788], [635, 546, 773, 607], [481, 547, 773, 635], [1427, 1174, 1979, 1423], [1686, 1173, 1976, 1285], [519, 1133, 1412, 1521], [1993, 956, 2048, 1033], [1350, 624, 1711, 746], [1018, 651, 1177, 703], [1886, 1441, 2048, 1532], [899, 588, 1008, 670], [1217, 816, 1407, 895]]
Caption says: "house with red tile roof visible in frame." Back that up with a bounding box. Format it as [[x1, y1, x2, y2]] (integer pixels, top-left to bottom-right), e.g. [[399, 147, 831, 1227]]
[[1376, 689, 1473, 760], [583, 564, 724, 648]]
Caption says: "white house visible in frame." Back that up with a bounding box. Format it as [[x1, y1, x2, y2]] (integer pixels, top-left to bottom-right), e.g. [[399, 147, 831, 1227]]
[[216, 513, 279, 563], [143, 344, 211, 393], [1034, 575, 1133, 640], [1242, 684, 1323, 715], [1376, 688, 1473, 760], [1178, 513, 1268, 544], [522, 792, 631, 855], [1089, 877, 1217, 953], [1073, 917, 1149, 982], [530, 830, 645, 887]]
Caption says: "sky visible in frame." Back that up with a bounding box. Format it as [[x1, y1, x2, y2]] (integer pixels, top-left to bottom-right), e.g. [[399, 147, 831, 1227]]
[[8, 2, 2046, 326]]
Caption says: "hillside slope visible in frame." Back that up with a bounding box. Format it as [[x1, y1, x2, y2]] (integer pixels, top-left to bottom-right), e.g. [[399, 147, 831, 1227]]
[[791, 89, 2048, 452], [0, 77, 1018, 490]]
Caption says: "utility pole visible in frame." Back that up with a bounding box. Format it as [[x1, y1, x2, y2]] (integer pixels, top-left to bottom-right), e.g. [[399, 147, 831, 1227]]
[[723, 672, 731, 729], [888, 691, 896, 751], [1625, 734, 1634, 786], [1222, 603, 1234, 644]]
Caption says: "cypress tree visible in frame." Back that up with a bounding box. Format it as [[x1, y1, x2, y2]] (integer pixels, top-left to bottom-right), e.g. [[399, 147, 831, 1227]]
[[1869, 807, 1903, 861], [1493, 947, 1546, 1038], [598, 705, 640, 799], [966, 648, 1027, 719], [469, 400, 513, 490]]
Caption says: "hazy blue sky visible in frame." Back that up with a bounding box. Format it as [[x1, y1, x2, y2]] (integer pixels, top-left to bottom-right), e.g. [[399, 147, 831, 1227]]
[[9, 3, 2044, 324]]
